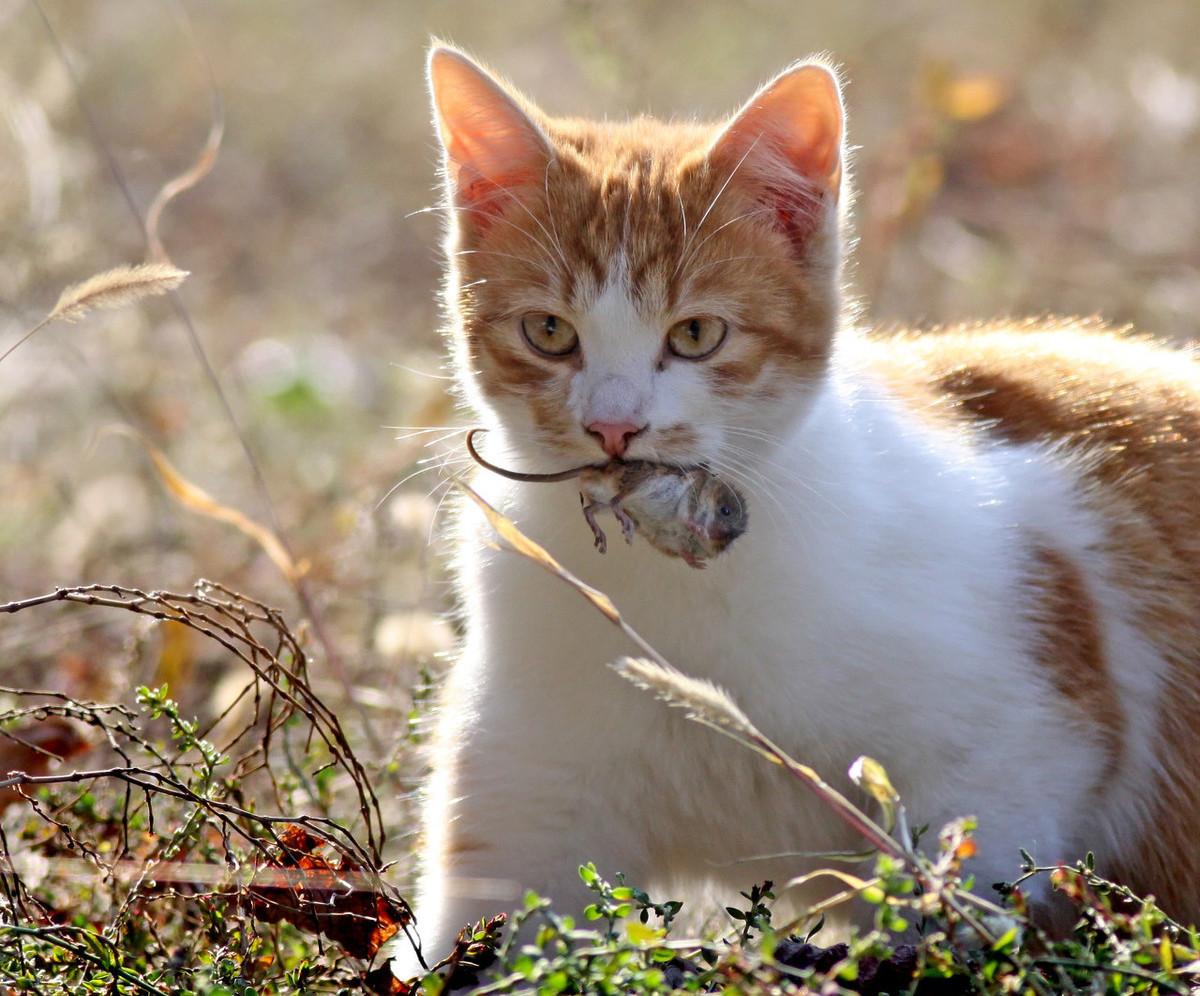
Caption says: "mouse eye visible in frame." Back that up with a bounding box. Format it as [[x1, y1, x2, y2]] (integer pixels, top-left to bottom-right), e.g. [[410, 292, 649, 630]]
[[521, 312, 579, 358], [719, 505, 732, 517], [667, 316, 727, 360]]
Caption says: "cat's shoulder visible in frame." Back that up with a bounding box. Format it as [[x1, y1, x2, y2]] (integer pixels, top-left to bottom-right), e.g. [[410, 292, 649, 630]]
[[859, 318, 1200, 452]]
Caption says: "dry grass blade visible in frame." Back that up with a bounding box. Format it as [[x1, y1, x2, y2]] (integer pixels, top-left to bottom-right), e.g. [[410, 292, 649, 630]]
[[50, 262, 188, 323], [110, 426, 303, 581], [145, 4, 224, 265], [456, 480, 620, 623]]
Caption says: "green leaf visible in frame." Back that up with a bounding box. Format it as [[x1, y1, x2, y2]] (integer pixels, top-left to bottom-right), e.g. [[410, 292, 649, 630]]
[[992, 926, 1019, 952], [625, 921, 665, 944]]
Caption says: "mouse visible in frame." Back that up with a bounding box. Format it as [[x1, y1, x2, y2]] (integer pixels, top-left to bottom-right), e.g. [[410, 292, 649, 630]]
[[465, 429, 748, 569]]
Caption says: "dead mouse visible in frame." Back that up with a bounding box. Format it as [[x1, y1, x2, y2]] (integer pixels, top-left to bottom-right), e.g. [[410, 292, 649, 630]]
[[465, 428, 748, 569]]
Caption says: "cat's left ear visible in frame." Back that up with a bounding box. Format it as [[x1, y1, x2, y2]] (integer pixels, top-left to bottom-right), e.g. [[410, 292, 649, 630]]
[[709, 60, 845, 240]]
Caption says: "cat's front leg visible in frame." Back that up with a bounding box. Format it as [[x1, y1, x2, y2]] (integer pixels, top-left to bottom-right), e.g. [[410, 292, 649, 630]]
[[388, 702, 656, 984]]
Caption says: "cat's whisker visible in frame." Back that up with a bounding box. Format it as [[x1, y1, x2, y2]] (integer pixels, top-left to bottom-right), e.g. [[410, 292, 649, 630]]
[[672, 134, 762, 279], [685, 252, 783, 280], [422, 427, 474, 450], [452, 249, 559, 283], [542, 161, 569, 274], [442, 177, 569, 274], [388, 425, 467, 441], [427, 475, 466, 545], [719, 439, 845, 519], [375, 454, 471, 512], [442, 195, 564, 273], [722, 424, 789, 446], [677, 206, 776, 276], [491, 177, 572, 273], [389, 362, 456, 381], [704, 459, 785, 536]]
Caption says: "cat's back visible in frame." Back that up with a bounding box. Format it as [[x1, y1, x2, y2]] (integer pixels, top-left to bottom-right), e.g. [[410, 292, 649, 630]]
[[865, 319, 1200, 919], [865, 320, 1200, 567]]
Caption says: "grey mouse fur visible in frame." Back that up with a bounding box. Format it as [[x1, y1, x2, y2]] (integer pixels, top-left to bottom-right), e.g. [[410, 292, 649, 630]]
[[465, 429, 747, 568]]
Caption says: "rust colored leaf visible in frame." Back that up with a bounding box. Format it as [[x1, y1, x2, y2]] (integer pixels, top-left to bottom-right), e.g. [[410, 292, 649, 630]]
[[0, 717, 92, 812], [243, 825, 410, 963]]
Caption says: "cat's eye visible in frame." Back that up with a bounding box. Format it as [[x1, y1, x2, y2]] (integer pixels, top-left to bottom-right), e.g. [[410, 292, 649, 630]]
[[520, 312, 579, 358], [667, 317, 727, 360]]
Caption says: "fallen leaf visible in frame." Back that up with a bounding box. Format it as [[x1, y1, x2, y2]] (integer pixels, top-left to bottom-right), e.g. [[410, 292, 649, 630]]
[[0, 717, 92, 812], [243, 825, 410, 963]]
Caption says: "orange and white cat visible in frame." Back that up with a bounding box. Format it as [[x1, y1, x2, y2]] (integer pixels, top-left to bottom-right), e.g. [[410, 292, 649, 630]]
[[392, 44, 1200, 975]]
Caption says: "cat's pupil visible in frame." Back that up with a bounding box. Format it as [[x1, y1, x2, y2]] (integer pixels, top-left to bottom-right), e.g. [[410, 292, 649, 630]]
[[545, 315, 557, 336], [688, 319, 701, 341]]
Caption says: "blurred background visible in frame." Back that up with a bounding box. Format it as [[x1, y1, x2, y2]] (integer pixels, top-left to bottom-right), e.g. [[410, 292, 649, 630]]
[[1, 0, 1198, 871]]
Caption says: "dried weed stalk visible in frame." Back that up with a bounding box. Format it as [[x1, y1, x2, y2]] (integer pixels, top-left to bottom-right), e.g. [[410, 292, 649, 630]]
[[0, 581, 411, 993], [0, 263, 188, 366]]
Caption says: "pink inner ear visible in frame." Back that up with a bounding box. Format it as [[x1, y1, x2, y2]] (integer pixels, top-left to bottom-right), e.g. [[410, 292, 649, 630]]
[[710, 64, 844, 245], [428, 48, 551, 224]]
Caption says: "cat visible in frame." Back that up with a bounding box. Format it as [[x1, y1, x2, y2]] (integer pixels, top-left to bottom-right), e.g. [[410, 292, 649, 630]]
[[389, 43, 1200, 979]]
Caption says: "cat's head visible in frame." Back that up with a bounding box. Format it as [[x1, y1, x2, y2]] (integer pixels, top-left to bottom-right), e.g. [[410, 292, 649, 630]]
[[427, 45, 847, 472]]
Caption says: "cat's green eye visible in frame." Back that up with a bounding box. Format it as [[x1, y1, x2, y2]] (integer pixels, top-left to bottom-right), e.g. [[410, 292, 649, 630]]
[[667, 316, 728, 360], [520, 312, 579, 358]]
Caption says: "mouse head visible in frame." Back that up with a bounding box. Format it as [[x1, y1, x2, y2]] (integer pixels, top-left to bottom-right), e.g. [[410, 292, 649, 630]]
[[692, 474, 749, 549]]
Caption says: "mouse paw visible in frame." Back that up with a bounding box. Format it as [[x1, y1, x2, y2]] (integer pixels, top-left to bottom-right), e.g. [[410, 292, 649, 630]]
[[613, 505, 637, 544], [581, 501, 608, 553], [682, 552, 707, 570]]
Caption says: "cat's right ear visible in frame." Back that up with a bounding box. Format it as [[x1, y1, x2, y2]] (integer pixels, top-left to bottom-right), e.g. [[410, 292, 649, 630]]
[[427, 45, 553, 223]]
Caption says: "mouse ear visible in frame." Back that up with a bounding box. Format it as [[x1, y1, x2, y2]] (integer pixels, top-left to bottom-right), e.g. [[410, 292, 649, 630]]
[[427, 45, 554, 227], [707, 60, 845, 248]]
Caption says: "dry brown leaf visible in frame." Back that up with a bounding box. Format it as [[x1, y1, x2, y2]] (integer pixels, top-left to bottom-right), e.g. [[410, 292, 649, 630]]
[[0, 718, 92, 812], [111, 426, 302, 581], [940, 74, 1009, 122], [155, 618, 194, 690]]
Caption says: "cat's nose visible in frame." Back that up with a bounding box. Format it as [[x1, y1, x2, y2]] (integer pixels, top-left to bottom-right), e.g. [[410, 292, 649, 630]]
[[586, 421, 645, 458]]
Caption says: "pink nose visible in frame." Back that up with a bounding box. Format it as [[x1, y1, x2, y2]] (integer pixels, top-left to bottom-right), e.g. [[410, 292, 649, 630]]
[[587, 421, 644, 458]]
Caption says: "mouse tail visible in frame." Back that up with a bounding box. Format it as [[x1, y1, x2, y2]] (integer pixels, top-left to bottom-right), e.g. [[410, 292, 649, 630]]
[[465, 428, 602, 483]]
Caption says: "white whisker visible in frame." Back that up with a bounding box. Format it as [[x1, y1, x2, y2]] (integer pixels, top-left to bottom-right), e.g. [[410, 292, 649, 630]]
[[673, 134, 762, 280], [678, 206, 776, 276]]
